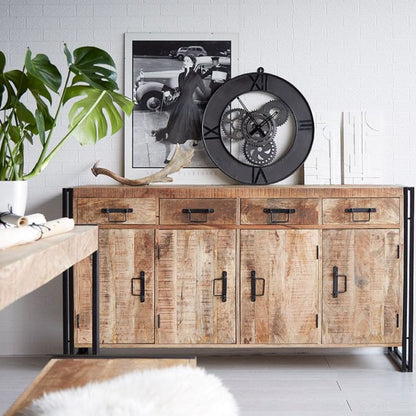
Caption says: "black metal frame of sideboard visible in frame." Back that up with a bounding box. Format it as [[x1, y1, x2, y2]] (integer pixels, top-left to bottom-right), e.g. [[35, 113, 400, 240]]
[[62, 188, 100, 356], [61, 187, 413, 371], [388, 187, 414, 372]]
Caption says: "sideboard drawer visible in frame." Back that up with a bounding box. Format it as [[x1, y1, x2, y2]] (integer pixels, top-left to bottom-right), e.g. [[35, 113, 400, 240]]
[[241, 198, 321, 225], [323, 198, 400, 225], [77, 198, 156, 224], [160, 198, 237, 225]]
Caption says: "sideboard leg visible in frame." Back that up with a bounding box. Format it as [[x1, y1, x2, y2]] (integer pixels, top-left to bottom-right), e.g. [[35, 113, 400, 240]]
[[62, 269, 69, 355], [407, 187, 414, 372], [92, 250, 100, 355], [389, 187, 414, 372]]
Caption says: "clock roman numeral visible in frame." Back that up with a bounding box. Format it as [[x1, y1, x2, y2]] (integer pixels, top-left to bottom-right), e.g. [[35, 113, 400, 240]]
[[251, 167, 268, 184], [249, 72, 268, 91], [298, 119, 313, 131], [203, 124, 221, 140]]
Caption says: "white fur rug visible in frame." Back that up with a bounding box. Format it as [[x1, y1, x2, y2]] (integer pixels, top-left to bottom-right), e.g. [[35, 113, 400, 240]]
[[20, 365, 238, 416]]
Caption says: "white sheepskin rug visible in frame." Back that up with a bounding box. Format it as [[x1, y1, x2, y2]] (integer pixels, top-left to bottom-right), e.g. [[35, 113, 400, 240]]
[[20, 365, 239, 416]]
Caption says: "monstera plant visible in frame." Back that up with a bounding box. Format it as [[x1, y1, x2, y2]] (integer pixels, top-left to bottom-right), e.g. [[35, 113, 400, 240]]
[[0, 44, 133, 181]]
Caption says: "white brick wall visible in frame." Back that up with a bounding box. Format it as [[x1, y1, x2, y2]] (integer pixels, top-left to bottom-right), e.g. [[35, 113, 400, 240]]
[[1, 0, 415, 354]]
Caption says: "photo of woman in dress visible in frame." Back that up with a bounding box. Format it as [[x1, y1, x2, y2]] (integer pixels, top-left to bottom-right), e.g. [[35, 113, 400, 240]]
[[152, 55, 209, 163], [129, 37, 234, 172]]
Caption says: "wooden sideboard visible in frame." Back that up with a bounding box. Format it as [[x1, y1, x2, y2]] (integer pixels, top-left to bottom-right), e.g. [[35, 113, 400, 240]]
[[64, 186, 414, 371]]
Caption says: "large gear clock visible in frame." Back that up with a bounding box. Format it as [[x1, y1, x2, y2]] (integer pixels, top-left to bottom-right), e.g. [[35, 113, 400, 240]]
[[202, 67, 314, 185]]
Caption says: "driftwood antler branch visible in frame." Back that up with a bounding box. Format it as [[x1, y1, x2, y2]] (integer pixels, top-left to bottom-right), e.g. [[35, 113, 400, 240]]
[[91, 145, 194, 186]]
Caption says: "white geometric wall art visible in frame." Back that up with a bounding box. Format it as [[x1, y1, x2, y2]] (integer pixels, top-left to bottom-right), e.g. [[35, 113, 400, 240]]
[[342, 111, 386, 184], [304, 112, 342, 185]]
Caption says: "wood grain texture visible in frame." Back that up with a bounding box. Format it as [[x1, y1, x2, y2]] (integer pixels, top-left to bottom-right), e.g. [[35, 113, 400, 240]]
[[99, 229, 155, 344], [5, 358, 196, 416], [77, 198, 156, 224], [74, 255, 93, 345], [241, 198, 321, 225], [323, 198, 400, 225], [156, 229, 236, 344], [322, 229, 402, 344], [240, 230, 320, 344], [71, 186, 406, 350], [72, 185, 404, 200], [159, 198, 237, 225], [0, 226, 98, 311]]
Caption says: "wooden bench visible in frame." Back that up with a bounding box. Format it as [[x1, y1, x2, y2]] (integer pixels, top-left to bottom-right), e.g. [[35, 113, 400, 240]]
[[6, 358, 196, 415]]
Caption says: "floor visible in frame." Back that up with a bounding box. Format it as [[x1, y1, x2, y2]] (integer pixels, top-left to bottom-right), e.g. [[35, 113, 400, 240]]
[[0, 354, 415, 415]]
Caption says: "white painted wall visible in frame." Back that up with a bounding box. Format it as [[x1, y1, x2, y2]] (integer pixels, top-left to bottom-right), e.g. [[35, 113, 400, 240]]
[[1, 0, 415, 355]]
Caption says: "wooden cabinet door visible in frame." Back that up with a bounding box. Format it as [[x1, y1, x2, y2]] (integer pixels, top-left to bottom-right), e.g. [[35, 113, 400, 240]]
[[156, 229, 236, 344], [240, 230, 320, 344], [99, 228, 155, 344], [322, 229, 402, 345]]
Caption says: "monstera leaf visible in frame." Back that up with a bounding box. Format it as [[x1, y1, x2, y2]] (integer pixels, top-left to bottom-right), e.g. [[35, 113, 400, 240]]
[[0, 45, 133, 180], [0, 69, 28, 110], [25, 49, 61, 93], [64, 85, 133, 145], [68, 45, 118, 91]]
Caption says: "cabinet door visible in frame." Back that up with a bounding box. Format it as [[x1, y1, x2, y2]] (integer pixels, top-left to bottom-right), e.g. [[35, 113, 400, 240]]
[[99, 228, 155, 344], [322, 229, 402, 345], [240, 230, 320, 344], [156, 229, 236, 344]]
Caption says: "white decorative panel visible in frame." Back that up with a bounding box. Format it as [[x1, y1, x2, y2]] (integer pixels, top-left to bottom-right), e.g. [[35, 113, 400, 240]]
[[304, 112, 342, 184], [342, 112, 386, 184]]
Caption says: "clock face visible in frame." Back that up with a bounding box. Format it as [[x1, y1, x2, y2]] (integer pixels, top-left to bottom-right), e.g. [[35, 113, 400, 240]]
[[202, 68, 314, 185]]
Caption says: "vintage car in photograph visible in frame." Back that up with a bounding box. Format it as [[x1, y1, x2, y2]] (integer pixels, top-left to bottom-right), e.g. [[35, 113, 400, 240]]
[[134, 56, 231, 111], [175, 45, 207, 60]]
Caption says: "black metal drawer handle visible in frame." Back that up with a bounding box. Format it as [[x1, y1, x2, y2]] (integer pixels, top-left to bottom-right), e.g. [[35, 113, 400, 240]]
[[101, 208, 133, 223], [182, 208, 215, 223], [213, 271, 227, 302], [333, 266, 347, 298], [345, 207, 376, 222], [263, 208, 296, 224], [131, 271, 145, 302], [250, 271, 265, 302]]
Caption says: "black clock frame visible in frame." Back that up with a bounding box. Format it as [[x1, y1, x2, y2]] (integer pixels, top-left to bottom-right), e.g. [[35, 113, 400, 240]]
[[202, 68, 314, 185]]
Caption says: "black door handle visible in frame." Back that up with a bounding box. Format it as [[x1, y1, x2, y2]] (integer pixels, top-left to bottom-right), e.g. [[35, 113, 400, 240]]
[[213, 271, 227, 302], [263, 208, 296, 223], [333, 266, 347, 298], [131, 271, 145, 302], [101, 208, 133, 223], [182, 208, 215, 223], [250, 270, 265, 302], [345, 207, 376, 222]]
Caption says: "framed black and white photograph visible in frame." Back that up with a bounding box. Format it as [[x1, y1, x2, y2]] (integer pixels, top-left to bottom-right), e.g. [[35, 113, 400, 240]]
[[124, 32, 238, 183]]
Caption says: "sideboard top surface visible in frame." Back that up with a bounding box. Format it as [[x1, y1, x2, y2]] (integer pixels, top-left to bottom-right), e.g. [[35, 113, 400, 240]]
[[71, 185, 405, 199]]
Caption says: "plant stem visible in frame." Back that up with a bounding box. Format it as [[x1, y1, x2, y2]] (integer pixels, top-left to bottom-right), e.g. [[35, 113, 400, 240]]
[[22, 71, 71, 180], [0, 111, 19, 180], [22, 89, 107, 180]]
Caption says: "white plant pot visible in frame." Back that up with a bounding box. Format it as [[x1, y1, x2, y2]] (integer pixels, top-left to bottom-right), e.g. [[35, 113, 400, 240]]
[[0, 180, 28, 215]]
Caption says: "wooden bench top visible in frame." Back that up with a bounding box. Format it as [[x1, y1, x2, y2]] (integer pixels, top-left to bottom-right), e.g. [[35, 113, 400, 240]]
[[6, 357, 196, 415], [0, 226, 98, 311]]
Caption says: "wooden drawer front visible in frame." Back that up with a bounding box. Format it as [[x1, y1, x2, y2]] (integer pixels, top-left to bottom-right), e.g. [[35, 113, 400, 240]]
[[323, 198, 400, 225], [77, 198, 156, 224], [241, 198, 321, 225], [160, 199, 237, 225]]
